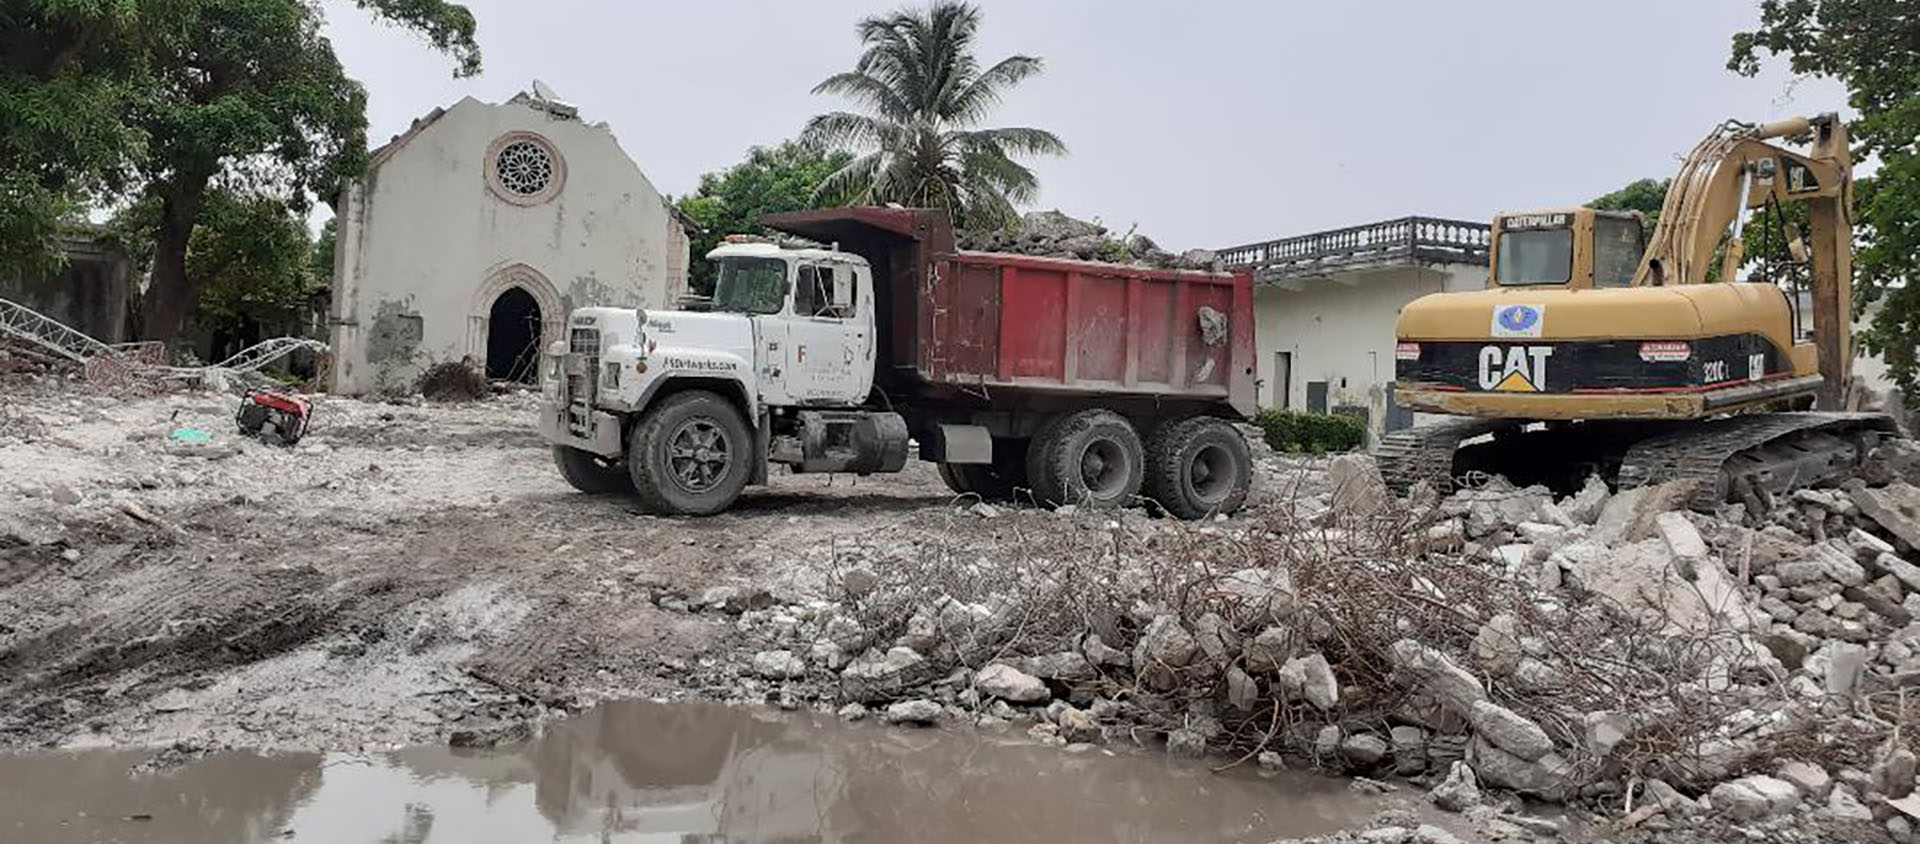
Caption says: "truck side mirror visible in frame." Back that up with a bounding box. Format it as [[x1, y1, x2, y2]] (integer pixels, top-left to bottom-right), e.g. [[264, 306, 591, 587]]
[[832, 267, 853, 312]]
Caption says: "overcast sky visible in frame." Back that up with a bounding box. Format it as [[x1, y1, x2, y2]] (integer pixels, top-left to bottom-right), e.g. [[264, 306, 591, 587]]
[[317, 0, 1844, 250]]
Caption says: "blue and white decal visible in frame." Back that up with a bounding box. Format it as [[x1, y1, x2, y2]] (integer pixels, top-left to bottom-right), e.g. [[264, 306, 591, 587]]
[[1491, 304, 1545, 338]]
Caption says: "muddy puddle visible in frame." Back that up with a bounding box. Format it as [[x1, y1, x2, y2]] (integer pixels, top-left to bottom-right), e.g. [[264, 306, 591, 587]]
[[0, 700, 1397, 843]]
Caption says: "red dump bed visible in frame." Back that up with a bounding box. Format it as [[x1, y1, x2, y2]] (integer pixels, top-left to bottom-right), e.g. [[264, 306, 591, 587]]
[[762, 207, 1257, 417]]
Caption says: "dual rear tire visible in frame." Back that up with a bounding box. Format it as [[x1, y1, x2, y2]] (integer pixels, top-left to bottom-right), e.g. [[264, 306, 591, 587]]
[[1018, 410, 1252, 518]]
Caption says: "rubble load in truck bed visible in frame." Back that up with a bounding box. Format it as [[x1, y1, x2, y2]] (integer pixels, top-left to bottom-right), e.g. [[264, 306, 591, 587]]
[[698, 437, 1920, 839], [956, 209, 1223, 271]]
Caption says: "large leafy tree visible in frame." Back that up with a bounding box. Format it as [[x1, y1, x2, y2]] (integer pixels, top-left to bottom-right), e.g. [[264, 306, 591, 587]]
[[1589, 178, 1671, 224], [1732, 0, 1920, 405], [0, 0, 479, 343], [187, 191, 318, 353], [675, 141, 854, 294], [800, 1, 1065, 231], [134, 0, 478, 343], [0, 0, 159, 276]]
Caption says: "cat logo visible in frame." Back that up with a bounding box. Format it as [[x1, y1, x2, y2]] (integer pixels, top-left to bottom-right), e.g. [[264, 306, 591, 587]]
[[1478, 345, 1554, 392]]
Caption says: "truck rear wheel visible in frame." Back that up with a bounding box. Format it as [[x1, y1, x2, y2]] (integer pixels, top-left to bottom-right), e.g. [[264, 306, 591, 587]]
[[937, 441, 1030, 501], [553, 446, 635, 494], [628, 390, 752, 515], [1027, 410, 1144, 508], [1145, 416, 1252, 519]]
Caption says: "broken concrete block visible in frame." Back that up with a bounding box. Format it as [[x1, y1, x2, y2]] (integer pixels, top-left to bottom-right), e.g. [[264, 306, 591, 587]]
[[1582, 710, 1635, 758], [1471, 614, 1522, 677], [1878, 553, 1920, 593], [1217, 567, 1297, 624], [1807, 542, 1868, 586], [1862, 439, 1920, 487], [1656, 511, 1709, 561], [1709, 774, 1802, 820], [1391, 725, 1428, 775], [1823, 643, 1870, 699], [1192, 612, 1239, 666], [1565, 537, 1755, 633], [1470, 700, 1553, 761], [1467, 735, 1571, 800], [1561, 474, 1611, 525], [1225, 665, 1258, 712], [882, 699, 943, 725], [1592, 481, 1696, 546], [840, 646, 933, 702], [1277, 652, 1338, 709], [1875, 747, 1918, 799], [973, 663, 1049, 703], [1340, 732, 1389, 768], [1854, 483, 1920, 549], [1244, 626, 1297, 674], [1390, 639, 1486, 717], [1428, 760, 1481, 811], [751, 649, 805, 680], [1778, 760, 1833, 799], [1329, 454, 1389, 517], [1056, 705, 1100, 743], [1133, 614, 1197, 688], [1166, 727, 1207, 757]]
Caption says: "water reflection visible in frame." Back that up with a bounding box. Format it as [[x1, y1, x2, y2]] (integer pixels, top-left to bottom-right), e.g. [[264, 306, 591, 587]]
[[2, 701, 1381, 843]]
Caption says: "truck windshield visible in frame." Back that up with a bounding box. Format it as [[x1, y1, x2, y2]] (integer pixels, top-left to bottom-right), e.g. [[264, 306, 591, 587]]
[[1593, 216, 1645, 288], [712, 258, 789, 314], [1496, 228, 1573, 286]]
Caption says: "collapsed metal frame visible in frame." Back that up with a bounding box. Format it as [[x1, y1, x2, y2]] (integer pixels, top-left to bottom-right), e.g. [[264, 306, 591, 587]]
[[0, 297, 329, 384]]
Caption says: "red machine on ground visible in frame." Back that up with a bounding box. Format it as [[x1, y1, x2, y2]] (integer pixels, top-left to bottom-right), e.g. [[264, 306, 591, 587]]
[[236, 390, 312, 446]]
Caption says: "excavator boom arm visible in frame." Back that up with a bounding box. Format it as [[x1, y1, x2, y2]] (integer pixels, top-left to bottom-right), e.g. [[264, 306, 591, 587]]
[[1634, 114, 1854, 408]]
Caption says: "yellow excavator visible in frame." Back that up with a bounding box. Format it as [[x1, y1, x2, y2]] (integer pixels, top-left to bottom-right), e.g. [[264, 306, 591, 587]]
[[1384, 113, 1902, 510]]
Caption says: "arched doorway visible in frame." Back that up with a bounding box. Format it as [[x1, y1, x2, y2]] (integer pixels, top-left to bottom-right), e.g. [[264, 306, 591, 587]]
[[486, 286, 542, 381]]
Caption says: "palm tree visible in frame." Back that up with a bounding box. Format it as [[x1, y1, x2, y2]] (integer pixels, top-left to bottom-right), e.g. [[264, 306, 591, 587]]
[[801, 2, 1066, 230]]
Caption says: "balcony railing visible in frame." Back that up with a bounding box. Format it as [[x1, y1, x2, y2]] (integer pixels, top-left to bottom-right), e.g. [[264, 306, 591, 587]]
[[1218, 216, 1491, 280]]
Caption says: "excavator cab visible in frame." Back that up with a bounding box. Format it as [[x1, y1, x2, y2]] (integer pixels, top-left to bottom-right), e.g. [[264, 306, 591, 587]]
[[1488, 209, 1646, 291]]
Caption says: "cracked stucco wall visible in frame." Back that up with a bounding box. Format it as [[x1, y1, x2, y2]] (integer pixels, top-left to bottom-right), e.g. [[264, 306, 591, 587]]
[[328, 95, 689, 394]]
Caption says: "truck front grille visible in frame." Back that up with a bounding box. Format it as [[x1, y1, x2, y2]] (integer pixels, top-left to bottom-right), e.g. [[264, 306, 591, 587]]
[[570, 328, 600, 354]]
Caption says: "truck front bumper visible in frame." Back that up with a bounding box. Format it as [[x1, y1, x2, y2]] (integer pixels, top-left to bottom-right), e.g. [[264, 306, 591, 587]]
[[538, 398, 624, 458]]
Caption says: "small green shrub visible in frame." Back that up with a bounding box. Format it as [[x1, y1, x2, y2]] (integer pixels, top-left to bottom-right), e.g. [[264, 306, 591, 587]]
[[1254, 409, 1367, 455]]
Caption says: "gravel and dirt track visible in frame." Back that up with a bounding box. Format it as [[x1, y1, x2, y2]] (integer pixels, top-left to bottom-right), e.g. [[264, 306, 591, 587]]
[[0, 380, 1036, 753]]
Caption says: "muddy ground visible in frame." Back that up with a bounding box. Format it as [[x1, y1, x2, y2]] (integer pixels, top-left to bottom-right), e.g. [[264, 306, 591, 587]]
[[0, 376, 1288, 754]]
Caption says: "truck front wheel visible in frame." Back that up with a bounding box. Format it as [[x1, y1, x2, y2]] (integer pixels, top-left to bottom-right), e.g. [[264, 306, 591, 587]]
[[1145, 416, 1253, 519], [1027, 410, 1144, 508], [553, 446, 636, 494], [628, 391, 753, 515]]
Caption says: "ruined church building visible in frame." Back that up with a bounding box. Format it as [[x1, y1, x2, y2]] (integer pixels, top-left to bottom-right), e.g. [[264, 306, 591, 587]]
[[327, 87, 689, 394]]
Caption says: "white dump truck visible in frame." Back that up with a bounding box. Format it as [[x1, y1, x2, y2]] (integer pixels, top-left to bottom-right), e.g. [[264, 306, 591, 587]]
[[539, 208, 1259, 517]]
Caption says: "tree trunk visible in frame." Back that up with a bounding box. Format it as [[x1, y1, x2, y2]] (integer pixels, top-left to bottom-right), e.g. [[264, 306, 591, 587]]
[[138, 174, 211, 343]]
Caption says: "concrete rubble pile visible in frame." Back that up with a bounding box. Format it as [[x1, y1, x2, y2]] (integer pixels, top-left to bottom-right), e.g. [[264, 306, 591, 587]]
[[704, 438, 1920, 840], [957, 209, 1222, 271]]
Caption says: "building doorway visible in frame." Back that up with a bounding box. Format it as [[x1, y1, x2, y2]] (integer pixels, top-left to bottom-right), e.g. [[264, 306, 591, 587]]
[[486, 286, 542, 382], [1271, 351, 1292, 409]]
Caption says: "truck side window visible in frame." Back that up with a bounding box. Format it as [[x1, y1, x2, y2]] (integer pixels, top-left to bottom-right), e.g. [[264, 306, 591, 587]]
[[796, 265, 845, 319]]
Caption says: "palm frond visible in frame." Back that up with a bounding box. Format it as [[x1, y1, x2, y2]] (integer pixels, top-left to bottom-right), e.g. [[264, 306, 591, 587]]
[[798, 111, 895, 152], [813, 152, 885, 205], [810, 71, 912, 122], [954, 126, 1068, 158], [944, 55, 1042, 124]]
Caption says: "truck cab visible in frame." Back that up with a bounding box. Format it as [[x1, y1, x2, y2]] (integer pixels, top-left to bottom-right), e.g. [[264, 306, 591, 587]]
[[539, 238, 910, 515]]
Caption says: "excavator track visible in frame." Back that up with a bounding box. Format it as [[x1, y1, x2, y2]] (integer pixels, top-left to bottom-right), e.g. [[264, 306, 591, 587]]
[[1376, 411, 1901, 508], [1615, 412, 1899, 509], [1375, 417, 1509, 494]]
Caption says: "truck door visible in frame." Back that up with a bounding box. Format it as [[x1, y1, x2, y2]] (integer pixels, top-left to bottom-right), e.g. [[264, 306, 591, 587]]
[[781, 263, 872, 404]]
